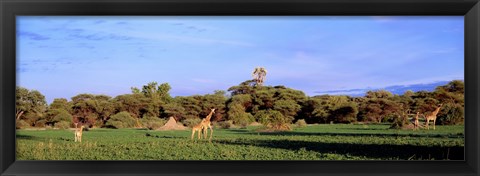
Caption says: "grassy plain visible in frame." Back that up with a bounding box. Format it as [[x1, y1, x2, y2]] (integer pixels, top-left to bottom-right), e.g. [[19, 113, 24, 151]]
[[16, 124, 464, 160]]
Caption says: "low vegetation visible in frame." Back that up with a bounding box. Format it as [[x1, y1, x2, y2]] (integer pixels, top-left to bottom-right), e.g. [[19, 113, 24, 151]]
[[16, 124, 464, 160]]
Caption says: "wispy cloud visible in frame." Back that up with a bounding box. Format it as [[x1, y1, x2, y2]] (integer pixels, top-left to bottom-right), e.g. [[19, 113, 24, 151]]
[[18, 31, 50, 40], [68, 31, 132, 41]]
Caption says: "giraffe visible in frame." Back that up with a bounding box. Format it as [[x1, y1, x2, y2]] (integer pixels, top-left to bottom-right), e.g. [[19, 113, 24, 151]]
[[202, 108, 215, 140], [190, 108, 215, 140], [425, 104, 443, 130], [412, 112, 420, 130], [74, 123, 85, 142], [191, 119, 206, 140]]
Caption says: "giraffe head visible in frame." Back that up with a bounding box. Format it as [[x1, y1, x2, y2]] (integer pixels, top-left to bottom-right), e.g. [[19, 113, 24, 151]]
[[211, 108, 216, 113]]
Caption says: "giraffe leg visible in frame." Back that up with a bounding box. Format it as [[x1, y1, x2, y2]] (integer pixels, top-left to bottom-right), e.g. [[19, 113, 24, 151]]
[[202, 127, 208, 139], [198, 129, 201, 139], [191, 129, 195, 140], [209, 125, 213, 141], [433, 119, 436, 130]]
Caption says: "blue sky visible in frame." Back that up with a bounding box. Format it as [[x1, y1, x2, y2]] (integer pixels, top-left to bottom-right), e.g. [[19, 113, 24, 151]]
[[16, 16, 464, 104]]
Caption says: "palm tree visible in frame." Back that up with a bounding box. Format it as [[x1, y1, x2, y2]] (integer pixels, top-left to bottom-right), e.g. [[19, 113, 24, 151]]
[[252, 67, 267, 86]]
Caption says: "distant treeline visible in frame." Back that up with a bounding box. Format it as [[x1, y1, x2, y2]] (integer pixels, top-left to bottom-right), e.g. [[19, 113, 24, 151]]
[[16, 80, 464, 130]]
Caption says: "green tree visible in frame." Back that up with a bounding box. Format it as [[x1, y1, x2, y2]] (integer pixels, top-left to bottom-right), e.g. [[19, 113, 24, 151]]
[[106, 111, 137, 129], [15, 87, 47, 126]]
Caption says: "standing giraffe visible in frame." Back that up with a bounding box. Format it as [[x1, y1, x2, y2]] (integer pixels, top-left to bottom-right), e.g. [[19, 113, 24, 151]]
[[191, 119, 207, 140], [202, 108, 215, 140], [74, 124, 85, 142], [412, 112, 420, 130], [190, 108, 216, 140], [425, 104, 443, 130]]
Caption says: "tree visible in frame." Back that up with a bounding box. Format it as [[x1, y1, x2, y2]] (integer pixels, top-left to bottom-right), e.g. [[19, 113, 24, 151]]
[[114, 94, 144, 119], [252, 67, 267, 86], [227, 103, 254, 127], [46, 98, 72, 126], [93, 95, 115, 126], [201, 90, 228, 121], [162, 101, 186, 120], [71, 94, 98, 127], [15, 87, 47, 126], [106, 111, 136, 129]]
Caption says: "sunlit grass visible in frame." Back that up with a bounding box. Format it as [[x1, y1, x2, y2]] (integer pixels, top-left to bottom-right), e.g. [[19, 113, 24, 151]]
[[16, 124, 464, 160]]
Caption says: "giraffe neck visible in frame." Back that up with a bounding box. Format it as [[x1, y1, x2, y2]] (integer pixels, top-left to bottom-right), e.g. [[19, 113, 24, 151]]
[[432, 107, 441, 116], [205, 110, 214, 121]]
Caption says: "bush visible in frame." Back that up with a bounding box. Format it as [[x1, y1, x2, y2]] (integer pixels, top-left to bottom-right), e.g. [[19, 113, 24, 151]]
[[437, 103, 464, 125], [182, 118, 202, 128], [34, 119, 47, 127], [106, 111, 136, 129], [141, 116, 166, 130], [54, 121, 71, 129], [255, 110, 292, 131], [52, 110, 73, 123], [295, 119, 307, 128], [214, 120, 233, 129], [389, 114, 413, 130], [227, 103, 254, 128], [16, 120, 30, 129]]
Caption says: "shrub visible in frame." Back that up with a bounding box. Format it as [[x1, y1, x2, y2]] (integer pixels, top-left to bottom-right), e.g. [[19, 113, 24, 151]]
[[141, 116, 166, 130], [34, 119, 47, 127], [16, 120, 30, 129], [214, 120, 233, 129], [255, 110, 292, 131], [54, 121, 71, 129], [182, 118, 202, 128], [227, 103, 254, 128], [52, 110, 73, 123], [106, 111, 136, 129], [295, 119, 307, 128], [389, 114, 411, 129], [437, 103, 464, 125]]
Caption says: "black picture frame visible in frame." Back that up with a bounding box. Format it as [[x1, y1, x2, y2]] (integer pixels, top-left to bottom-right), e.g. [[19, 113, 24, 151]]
[[1, 0, 479, 175]]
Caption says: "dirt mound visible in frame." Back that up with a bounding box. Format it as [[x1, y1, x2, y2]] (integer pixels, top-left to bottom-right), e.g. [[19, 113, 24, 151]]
[[156, 117, 187, 131]]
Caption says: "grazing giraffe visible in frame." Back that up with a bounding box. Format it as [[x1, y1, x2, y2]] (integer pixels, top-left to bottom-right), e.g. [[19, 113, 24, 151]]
[[425, 104, 443, 130], [74, 124, 85, 142]]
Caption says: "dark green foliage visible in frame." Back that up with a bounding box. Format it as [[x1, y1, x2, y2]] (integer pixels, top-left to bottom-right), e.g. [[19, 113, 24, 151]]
[[106, 111, 136, 129], [16, 80, 464, 130], [52, 110, 73, 124], [255, 110, 291, 131], [437, 103, 464, 125], [214, 120, 234, 129], [54, 121, 71, 129], [182, 118, 202, 128], [16, 86, 47, 126], [140, 116, 166, 130]]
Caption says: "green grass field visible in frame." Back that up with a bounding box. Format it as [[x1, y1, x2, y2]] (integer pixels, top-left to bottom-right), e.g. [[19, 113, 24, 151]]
[[16, 124, 464, 160]]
